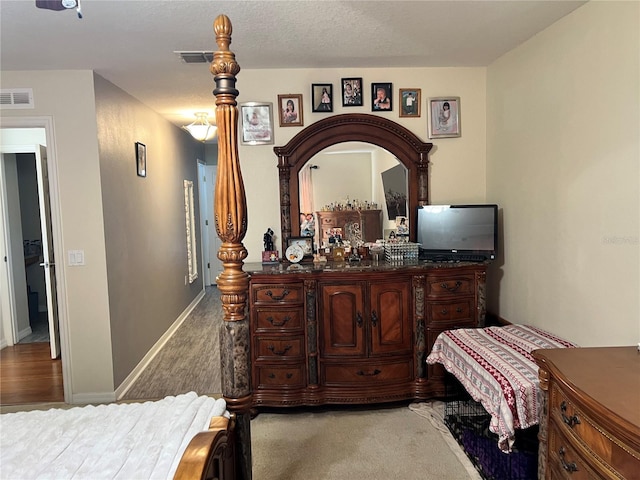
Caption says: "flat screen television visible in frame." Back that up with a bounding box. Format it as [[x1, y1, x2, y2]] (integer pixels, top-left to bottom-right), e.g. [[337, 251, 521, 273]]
[[416, 204, 498, 262]]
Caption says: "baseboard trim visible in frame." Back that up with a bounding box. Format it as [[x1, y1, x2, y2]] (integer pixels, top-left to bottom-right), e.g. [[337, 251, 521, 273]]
[[486, 312, 512, 326], [114, 289, 206, 401]]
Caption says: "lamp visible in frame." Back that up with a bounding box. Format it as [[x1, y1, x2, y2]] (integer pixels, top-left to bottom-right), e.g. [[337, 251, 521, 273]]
[[183, 112, 217, 142]]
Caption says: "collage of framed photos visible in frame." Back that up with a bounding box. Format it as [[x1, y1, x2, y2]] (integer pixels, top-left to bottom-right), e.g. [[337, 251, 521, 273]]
[[239, 80, 460, 146]]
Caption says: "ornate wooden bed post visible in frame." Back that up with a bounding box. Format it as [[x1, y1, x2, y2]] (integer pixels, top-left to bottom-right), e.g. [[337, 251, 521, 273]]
[[210, 15, 252, 480]]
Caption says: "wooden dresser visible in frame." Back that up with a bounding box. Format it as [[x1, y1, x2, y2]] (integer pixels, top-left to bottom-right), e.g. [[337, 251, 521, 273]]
[[533, 347, 640, 480], [247, 261, 487, 407]]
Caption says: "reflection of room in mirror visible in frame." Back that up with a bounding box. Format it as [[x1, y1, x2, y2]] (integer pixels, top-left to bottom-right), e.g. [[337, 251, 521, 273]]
[[297, 142, 407, 244]]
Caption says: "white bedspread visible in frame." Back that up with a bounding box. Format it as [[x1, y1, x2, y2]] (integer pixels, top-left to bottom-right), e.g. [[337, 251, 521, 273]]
[[0, 392, 227, 480]]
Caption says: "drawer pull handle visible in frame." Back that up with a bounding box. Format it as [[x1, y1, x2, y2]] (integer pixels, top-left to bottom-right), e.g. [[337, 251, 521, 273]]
[[456, 307, 463, 313], [267, 344, 292, 356], [356, 312, 363, 328], [560, 401, 581, 428], [267, 315, 291, 327], [286, 373, 293, 379], [440, 281, 462, 293], [268, 372, 294, 380], [558, 447, 579, 473], [356, 369, 381, 377], [371, 310, 378, 327], [265, 289, 290, 301], [440, 308, 449, 315], [268, 373, 275, 379]]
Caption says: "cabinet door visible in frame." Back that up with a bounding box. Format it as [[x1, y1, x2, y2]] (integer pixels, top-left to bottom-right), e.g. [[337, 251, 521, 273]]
[[320, 283, 366, 357], [369, 280, 412, 356]]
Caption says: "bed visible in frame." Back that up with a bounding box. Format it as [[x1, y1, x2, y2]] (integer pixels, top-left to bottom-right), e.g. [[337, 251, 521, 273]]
[[0, 392, 236, 480], [426, 324, 577, 453]]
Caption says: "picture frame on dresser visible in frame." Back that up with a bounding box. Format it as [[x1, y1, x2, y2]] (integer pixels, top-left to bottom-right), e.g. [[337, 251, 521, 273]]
[[286, 236, 314, 259]]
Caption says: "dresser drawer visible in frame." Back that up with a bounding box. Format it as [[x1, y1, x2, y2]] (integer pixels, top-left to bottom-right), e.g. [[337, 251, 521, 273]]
[[548, 422, 600, 479], [254, 335, 305, 361], [428, 300, 473, 322], [252, 283, 303, 304], [254, 307, 303, 331], [255, 365, 305, 389], [321, 359, 413, 386], [549, 383, 640, 480], [426, 276, 475, 297]]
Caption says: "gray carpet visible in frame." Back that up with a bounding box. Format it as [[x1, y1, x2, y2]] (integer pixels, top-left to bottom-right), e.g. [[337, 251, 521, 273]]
[[122, 286, 222, 400], [122, 286, 480, 479]]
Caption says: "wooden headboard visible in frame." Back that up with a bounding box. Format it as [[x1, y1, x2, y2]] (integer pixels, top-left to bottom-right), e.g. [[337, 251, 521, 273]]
[[210, 14, 252, 479]]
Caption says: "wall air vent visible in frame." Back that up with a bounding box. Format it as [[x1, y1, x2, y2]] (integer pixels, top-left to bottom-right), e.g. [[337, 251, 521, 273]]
[[0, 88, 34, 109], [174, 51, 214, 64]]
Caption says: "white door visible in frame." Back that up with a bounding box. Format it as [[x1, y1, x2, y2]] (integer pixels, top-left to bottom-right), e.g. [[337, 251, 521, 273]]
[[205, 165, 222, 283], [35, 145, 60, 359]]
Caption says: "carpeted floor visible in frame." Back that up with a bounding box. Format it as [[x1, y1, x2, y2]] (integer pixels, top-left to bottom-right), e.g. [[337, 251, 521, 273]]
[[120, 286, 482, 479], [122, 286, 222, 400]]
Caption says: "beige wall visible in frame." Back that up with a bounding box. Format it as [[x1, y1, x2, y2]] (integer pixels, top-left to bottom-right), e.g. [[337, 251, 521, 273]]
[[486, 1, 639, 346], [0, 70, 115, 400], [235, 67, 487, 262]]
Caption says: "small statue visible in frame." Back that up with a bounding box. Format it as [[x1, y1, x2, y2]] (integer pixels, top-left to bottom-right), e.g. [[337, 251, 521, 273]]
[[263, 228, 274, 251]]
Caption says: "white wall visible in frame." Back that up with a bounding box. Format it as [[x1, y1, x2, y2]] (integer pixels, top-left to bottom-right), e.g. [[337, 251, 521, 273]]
[[236, 66, 487, 262], [0, 71, 114, 401], [486, 1, 639, 346]]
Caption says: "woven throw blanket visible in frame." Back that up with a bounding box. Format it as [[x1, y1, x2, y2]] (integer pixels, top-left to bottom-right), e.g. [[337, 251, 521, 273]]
[[426, 325, 577, 452], [0, 392, 227, 479]]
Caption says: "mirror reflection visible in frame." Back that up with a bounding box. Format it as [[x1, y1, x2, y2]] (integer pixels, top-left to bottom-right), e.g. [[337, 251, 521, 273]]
[[297, 142, 408, 248]]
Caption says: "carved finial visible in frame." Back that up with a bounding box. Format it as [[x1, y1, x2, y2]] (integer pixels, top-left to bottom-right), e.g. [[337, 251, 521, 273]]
[[210, 14, 241, 78]]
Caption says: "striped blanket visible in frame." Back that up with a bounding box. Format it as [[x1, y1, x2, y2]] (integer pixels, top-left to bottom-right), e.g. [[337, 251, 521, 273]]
[[426, 325, 577, 452]]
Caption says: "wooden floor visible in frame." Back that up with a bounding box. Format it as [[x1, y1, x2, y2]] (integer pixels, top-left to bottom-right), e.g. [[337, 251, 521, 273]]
[[0, 342, 64, 405]]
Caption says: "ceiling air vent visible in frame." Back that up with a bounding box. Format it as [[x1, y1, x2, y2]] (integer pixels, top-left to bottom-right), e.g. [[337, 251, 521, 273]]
[[0, 88, 34, 109], [174, 51, 214, 64]]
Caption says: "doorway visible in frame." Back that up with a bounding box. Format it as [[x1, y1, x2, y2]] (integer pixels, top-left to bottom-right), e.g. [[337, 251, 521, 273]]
[[0, 123, 66, 405], [198, 162, 222, 285]]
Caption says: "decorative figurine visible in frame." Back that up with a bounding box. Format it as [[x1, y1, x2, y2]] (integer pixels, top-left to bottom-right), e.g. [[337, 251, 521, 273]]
[[263, 228, 274, 251]]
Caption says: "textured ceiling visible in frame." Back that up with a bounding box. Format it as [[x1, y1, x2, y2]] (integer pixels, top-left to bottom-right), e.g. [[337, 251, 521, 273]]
[[1, 0, 585, 129]]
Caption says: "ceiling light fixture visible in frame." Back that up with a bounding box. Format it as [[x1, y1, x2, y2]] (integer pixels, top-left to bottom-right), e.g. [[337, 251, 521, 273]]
[[183, 112, 217, 142]]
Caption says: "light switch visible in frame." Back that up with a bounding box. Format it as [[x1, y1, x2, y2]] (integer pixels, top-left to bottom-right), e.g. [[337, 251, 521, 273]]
[[68, 250, 85, 266]]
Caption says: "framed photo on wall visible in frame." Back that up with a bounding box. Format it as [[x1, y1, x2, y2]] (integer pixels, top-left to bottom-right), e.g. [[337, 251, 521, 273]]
[[240, 102, 274, 145], [312, 83, 333, 112], [277, 94, 303, 127], [135, 142, 146, 177], [341, 77, 363, 107], [371, 82, 392, 111], [428, 97, 461, 138], [399, 88, 421, 118]]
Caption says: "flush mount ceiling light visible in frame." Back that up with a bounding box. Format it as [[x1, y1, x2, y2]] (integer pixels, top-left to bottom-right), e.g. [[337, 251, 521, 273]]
[[183, 112, 217, 142]]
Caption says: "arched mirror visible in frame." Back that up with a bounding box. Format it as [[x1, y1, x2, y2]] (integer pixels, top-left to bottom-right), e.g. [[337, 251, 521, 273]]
[[274, 114, 433, 256]]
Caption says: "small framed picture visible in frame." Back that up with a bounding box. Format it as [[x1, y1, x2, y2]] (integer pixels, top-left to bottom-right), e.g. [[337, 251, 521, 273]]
[[371, 82, 392, 111], [277, 94, 303, 127], [240, 102, 274, 145], [261, 250, 280, 264], [135, 142, 146, 177], [287, 236, 314, 258], [428, 97, 461, 138], [399, 89, 421, 118], [395, 216, 409, 238], [341, 77, 363, 107], [312, 83, 333, 112]]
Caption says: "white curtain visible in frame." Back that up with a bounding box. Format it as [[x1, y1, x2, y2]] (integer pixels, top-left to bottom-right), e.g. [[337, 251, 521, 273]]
[[299, 164, 314, 214]]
